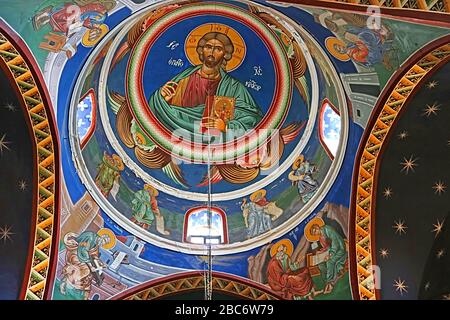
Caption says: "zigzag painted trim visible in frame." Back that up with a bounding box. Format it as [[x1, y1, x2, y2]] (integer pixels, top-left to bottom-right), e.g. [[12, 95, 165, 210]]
[[0, 32, 57, 300], [123, 274, 279, 300], [321, 0, 450, 13], [352, 43, 450, 299]]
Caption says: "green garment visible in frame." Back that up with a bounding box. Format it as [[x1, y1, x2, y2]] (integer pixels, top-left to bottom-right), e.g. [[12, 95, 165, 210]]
[[322, 225, 347, 283], [75, 231, 99, 264], [131, 190, 155, 225], [278, 253, 300, 272], [149, 66, 263, 142], [59, 281, 87, 300], [95, 157, 120, 195]]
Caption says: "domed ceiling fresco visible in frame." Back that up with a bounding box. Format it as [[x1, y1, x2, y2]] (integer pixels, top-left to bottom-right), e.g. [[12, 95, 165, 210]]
[[70, 0, 348, 254], [0, 0, 449, 301]]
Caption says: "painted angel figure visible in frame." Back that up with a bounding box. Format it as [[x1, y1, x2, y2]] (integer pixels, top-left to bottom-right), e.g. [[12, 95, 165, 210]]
[[288, 155, 319, 203]]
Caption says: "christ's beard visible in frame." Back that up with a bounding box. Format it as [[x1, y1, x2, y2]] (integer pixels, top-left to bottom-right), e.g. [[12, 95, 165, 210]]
[[204, 55, 222, 68]]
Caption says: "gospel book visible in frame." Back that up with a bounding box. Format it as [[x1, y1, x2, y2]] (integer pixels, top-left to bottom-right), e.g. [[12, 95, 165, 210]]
[[200, 95, 235, 135]]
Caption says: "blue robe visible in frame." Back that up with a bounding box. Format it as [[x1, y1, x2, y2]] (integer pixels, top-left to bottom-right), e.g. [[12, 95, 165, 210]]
[[294, 161, 318, 203], [243, 202, 272, 238]]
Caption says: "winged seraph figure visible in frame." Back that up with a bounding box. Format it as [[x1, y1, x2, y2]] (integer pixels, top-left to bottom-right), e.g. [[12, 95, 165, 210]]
[[108, 90, 188, 188], [197, 121, 305, 186], [107, 5, 309, 188]]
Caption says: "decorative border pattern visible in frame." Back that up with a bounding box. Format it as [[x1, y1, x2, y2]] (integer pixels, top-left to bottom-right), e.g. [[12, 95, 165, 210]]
[[0, 30, 59, 300], [320, 0, 450, 13], [113, 271, 281, 300], [350, 42, 450, 300]]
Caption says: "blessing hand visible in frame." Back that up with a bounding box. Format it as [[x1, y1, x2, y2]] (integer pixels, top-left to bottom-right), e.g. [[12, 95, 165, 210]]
[[160, 81, 178, 102]]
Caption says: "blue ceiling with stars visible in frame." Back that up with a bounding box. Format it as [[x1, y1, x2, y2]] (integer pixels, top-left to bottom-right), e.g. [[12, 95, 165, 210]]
[[375, 60, 450, 299], [0, 61, 35, 300]]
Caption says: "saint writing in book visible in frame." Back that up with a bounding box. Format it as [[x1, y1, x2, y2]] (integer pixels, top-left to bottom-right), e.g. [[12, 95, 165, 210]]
[[267, 239, 317, 300], [149, 30, 263, 141]]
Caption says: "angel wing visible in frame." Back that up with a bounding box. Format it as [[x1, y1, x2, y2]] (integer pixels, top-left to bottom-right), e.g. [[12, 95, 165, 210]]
[[197, 122, 305, 185], [110, 14, 152, 71], [197, 166, 223, 187], [295, 77, 310, 108], [134, 146, 171, 169], [107, 90, 125, 115], [110, 42, 130, 72], [218, 165, 260, 184], [280, 121, 306, 144], [162, 161, 188, 189], [135, 147, 188, 188], [197, 164, 260, 186], [116, 100, 135, 148]]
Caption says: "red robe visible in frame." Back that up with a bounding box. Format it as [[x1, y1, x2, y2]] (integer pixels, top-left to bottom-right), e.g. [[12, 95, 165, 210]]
[[348, 41, 369, 63], [182, 71, 221, 107], [180, 71, 222, 135], [267, 256, 313, 299], [255, 197, 270, 207]]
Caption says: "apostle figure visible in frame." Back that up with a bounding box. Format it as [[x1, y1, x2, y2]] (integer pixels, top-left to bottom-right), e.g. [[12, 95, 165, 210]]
[[130, 184, 170, 235], [307, 217, 347, 294], [242, 189, 273, 239], [60, 229, 113, 300], [149, 31, 263, 142], [33, 2, 112, 34], [267, 239, 317, 300], [335, 26, 393, 69]]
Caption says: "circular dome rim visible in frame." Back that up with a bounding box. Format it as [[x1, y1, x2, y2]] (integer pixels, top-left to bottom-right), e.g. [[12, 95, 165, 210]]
[[68, 0, 349, 255]]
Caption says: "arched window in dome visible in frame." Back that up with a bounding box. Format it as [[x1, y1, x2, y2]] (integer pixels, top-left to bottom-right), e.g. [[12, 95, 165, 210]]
[[76, 89, 97, 149], [319, 99, 341, 160], [183, 207, 228, 245]]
